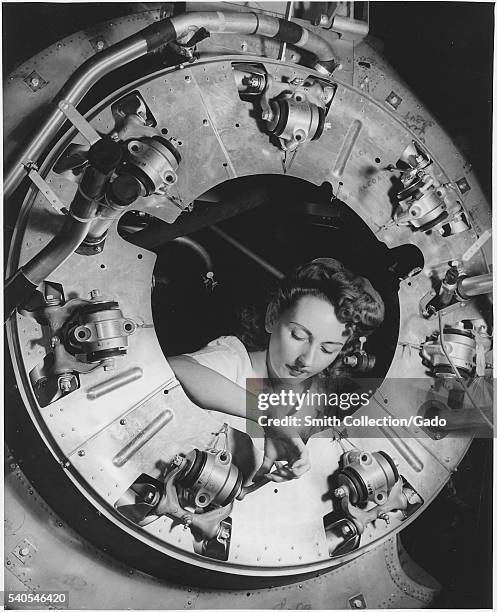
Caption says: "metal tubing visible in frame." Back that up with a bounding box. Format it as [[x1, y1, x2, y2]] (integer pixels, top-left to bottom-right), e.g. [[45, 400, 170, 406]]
[[172, 237, 213, 272], [86, 367, 143, 400], [4, 12, 336, 199], [112, 410, 174, 467], [210, 225, 284, 279], [22, 217, 94, 285], [4, 38, 147, 199], [128, 185, 271, 249], [457, 274, 493, 299], [171, 12, 336, 64]]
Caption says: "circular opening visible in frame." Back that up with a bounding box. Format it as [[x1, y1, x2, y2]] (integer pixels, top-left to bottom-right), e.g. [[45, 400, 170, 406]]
[[131, 144, 140, 152], [161, 128, 168, 135], [295, 134, 302, 141], [124, 323, 133, 332], [137, 254, 143, 259], [100, 264, 106, 269], [198, 495, 206, 504], [77, 330, 87, 339], [361, 454, 368, 462], [235, 123, 240, 128], [165, 174, 174, 183], [377, 493, 384, 501], [219, 452, 227, 462], [375, 157, 381, 164], [148, 176, 400, 378]]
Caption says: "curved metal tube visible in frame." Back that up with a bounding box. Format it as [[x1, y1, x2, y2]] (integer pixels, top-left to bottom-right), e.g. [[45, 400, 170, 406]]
[[4, 217, 92, 321], [4, 37, 148, 199], [457, 274, 493, 300], [4, 11, 337, 199], [172, 237, 213, 273]]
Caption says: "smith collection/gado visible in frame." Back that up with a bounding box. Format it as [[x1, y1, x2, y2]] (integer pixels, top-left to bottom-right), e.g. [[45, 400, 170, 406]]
[[3, 2, 492, 610]]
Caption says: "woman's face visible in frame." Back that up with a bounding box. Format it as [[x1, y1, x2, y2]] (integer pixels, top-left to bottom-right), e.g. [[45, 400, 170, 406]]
[[266, 295, 349, 383]]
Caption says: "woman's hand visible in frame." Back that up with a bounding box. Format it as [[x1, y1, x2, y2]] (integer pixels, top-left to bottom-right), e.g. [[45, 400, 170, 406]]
[[252, 425, 311, 483]]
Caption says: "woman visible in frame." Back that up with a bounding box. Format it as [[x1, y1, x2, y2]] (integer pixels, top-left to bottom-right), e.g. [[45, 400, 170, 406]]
[[169, 258, 384, 485]]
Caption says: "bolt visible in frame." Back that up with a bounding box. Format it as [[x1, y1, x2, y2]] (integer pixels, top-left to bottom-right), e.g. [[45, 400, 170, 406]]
[[341, 524, 352, 536], [19, 546, 30, 557], [30, 76, 40, 88], [315, 13, 329, 27], [351, 598, 364, 609], [78, 450, 86, 457], [102, 358, 115, 372], [183, 515, 193, 529], [59, 375, 73, 393], [334, 487, 346, 498], [172, 454, 184, 468], [120, 418, 127, 426]]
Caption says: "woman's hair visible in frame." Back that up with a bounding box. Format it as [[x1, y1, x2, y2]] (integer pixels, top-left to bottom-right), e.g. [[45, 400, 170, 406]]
[[237, 258, 385, 376]]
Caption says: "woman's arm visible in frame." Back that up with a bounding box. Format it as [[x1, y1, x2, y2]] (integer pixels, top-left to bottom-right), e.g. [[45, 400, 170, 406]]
[[168, 355, 310, 481], [168, 355, 251, 419]]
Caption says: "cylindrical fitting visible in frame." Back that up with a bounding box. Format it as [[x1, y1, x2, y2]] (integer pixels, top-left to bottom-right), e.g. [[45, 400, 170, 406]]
[[457, 274, 493, 300]]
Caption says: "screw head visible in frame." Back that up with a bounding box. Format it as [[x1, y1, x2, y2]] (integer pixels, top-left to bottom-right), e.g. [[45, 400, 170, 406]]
[[19, 546, 30, 557], [120, 418, 127, 426], [59, 378, 72, 393], [96, 40, 105, 50], [335, 487, 346, 498], [351, 598, 364, 609], [78, 450, 86, 457], [184, 75, 191, 83], [102, 358, 115, 372], [341, 524, 352, 535], [30, 77, 40, 87]]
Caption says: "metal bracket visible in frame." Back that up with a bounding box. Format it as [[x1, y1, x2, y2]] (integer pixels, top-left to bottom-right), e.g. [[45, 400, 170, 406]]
[[26, 165, 67, 214], [58, 99, 100, 145], [11, 538, 37, 564], [349, 593, 367, 609]]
